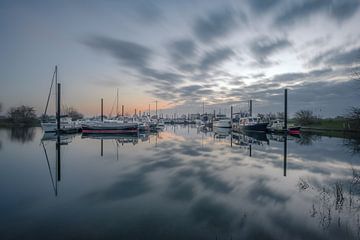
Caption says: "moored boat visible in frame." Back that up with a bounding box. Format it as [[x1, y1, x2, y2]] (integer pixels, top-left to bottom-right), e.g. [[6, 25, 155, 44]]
[[232, 117, 268, 132], [267, 119, 301, 135], [213, 114, 232, 128], [81, 121, 138, 134]]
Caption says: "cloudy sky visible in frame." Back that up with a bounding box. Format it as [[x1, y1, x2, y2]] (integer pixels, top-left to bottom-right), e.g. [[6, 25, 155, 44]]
[[0, 0, 359, 117]]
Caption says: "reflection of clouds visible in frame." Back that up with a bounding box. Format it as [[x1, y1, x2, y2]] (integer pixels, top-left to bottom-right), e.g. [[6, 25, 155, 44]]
[[190, 196, 239, 233], [86, 171, 151, 201], [81, 127, 360, 239], [248, 178, 289, 205]]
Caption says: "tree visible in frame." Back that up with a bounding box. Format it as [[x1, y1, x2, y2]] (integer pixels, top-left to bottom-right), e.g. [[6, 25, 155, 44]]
[[294, 110, 317, 125], [8, 105, 37, 125], [63, 106, 83, 121], [345, 107, 360, 130]]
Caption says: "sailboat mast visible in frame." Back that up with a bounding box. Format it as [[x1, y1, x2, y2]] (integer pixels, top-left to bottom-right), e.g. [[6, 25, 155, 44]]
[[43, 66, 57, 117]]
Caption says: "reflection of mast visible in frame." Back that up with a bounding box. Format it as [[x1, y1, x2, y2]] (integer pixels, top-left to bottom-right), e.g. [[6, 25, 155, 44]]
[[42, 141, 57, 196], [56, 135, 61, 183], [283, 88, 288, 177], [283, 135, 287, 177], [100, 139, 103, 157]]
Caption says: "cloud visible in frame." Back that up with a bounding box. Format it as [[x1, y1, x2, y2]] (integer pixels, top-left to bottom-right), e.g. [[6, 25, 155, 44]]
[[274, 0, 359, 27], [272, 68, 332, 83], [250, 36, 291, 65], [84, 35, 185, 92], [309, 46, 360, 67], [193, 8, 239, 43], [247, 0, 281, 13], [132, 1, 163, 23], [83, 35, 151, 69], [169, 39, 197, 59], [199, 47, 235, 70]]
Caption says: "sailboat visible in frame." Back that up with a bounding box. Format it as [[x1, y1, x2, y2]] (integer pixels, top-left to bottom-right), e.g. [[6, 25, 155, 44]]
[[41, 66, 80, 133]]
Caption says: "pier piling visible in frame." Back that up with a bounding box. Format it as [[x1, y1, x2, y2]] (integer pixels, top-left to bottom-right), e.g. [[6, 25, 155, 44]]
[[101, 98, 104, 122]]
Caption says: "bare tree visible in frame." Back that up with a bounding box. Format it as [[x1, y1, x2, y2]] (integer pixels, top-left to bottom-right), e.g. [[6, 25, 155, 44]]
[[63, 105, 84, 121], [294, 110, 318, 125], [8, 105, 37, 125]]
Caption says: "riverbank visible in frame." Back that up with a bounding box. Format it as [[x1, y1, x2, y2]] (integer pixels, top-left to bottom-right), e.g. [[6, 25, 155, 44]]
[[300, 118, 360, 133]]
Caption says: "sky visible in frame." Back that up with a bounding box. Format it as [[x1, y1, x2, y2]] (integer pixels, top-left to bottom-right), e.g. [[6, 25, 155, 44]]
[[0, 0, 359, 117]]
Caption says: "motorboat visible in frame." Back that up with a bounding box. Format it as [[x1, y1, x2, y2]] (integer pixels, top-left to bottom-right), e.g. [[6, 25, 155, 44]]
[[267, 119, 301, 135], [213, 114, 231, 128], [232, 117, 268, 132]]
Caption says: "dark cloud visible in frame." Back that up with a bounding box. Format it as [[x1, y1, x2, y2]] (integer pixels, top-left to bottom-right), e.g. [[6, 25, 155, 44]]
[[274, 0, 359, 27], [250, 36, 291, 65], [272, 68, 332, 83], [247, 0, 280, 13], [84, 35, 186, 95], [329, 0, 360, 21], [169, 39, 196, 59], [133, 1, 163, 23], [309, 46, 360, 67], [199, 47, 235, 70], [193, 8, 238, 43], [83, 36, 151, 69]]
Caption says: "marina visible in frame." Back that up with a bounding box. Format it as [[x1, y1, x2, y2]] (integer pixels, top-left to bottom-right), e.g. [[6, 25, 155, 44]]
[[1, 1, 360, 239]]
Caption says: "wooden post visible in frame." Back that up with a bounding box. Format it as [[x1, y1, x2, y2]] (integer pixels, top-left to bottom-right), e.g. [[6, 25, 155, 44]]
[[101, 98, 104, 122], [155, 100, 158, 119], [230, 106, 233, 125], [122, 105, 124, 116], [249, 100, 252, 117]]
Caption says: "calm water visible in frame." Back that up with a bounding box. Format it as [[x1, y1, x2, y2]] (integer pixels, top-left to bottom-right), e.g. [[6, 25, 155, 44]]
[[1, 126, 360, 240]]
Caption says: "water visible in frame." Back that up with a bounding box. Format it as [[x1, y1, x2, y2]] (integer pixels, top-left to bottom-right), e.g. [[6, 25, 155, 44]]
[[0, 126, 360, 240]]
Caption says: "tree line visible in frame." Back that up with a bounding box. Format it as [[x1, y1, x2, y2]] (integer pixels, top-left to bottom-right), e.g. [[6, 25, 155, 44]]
[[0, 103, 83, 126]]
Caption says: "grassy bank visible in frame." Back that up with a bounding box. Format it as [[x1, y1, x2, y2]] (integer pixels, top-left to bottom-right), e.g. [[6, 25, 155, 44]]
[[298, 118, 360, 132]]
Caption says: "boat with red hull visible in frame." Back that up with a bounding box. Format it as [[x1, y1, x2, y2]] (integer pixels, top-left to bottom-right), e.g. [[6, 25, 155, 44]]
[[81, 122, 138, 134]]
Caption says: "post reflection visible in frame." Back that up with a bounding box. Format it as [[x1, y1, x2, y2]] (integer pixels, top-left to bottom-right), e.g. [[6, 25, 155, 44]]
[[41, 134, 65, 196]]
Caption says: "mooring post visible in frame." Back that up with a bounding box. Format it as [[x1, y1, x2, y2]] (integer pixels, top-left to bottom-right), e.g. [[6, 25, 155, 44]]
[[101, 98, 104, 122], [230, 106, 233, 126], [249, 100, 253, 117]]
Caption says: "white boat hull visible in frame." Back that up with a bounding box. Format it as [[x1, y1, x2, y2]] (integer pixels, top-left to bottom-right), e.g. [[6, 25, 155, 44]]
[[213, 120, 231, 128]]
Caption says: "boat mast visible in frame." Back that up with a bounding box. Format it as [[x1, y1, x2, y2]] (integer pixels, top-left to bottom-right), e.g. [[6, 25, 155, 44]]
[[43, 66, 57, 118]]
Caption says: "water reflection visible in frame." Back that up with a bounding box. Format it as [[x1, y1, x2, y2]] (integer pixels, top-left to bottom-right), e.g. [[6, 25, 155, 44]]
[[8, 127, 35, 143], [1, 126, 360, 239], [298, 167, 360, 239]]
